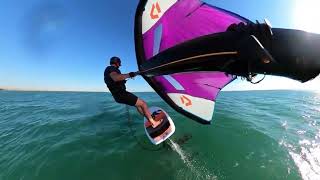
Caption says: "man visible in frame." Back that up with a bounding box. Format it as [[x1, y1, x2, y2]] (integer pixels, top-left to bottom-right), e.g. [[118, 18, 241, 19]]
[[104, 56, 162, 128]]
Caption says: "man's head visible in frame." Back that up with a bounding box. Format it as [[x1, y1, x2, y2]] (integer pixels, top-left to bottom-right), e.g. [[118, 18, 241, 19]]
[[110, 56, 121, 68]]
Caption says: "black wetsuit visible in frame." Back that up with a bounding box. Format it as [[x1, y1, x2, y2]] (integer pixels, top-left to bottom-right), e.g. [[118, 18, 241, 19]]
[[104, 66, 138, 106]]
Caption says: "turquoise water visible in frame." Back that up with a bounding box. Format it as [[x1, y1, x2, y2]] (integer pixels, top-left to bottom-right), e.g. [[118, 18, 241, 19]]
[[0, 90, 320, 180]]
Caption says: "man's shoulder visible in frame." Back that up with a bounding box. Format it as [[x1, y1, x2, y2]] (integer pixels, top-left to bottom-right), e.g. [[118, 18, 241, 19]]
[[105, 66, 116, 71], [105, 66, 119, 74]]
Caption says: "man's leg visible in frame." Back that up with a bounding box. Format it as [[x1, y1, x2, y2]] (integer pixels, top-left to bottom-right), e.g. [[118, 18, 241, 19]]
[[135, 98, 162, 128], [136, 106, 144, 116], [117, 91, 162, 128]]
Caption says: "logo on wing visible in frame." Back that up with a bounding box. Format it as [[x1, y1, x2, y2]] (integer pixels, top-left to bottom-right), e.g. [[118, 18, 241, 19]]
[[180, 95, 192, 107], [150, 2, 162, 20]]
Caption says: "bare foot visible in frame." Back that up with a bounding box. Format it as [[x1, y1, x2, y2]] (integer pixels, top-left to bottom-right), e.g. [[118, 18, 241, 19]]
[[151, 118, 163, 128], [149, 110, 165, 128]]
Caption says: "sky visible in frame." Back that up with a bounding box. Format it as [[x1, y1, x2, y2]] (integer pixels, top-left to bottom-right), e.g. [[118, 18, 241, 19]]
[[0, 0, 319, 92]]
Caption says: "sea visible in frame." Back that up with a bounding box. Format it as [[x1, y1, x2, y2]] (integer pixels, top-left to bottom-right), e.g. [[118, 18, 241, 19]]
[[0, 90, 319, 180]]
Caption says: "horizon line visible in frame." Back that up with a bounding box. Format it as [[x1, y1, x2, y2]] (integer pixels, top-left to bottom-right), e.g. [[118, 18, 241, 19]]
[[0, 88, 315, 93]]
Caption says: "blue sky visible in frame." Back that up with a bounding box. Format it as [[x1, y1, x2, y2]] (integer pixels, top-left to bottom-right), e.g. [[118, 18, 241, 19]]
[[0, 0, 319, 92]]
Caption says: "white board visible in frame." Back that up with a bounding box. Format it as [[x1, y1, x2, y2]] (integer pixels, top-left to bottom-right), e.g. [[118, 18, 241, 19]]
[[144, 107, 175, 145]]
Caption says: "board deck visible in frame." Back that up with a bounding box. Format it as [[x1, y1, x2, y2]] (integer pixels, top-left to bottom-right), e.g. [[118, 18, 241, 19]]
[[144, 107, 175, 145]]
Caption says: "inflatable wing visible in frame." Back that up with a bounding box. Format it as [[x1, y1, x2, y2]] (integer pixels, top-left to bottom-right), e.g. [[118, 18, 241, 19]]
[[134, 0, 320, 124]]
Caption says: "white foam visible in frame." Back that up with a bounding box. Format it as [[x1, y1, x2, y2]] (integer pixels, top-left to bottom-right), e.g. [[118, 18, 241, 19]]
[[169, 139, 190, 165], [283, 131, 320, 180], [168, 139, 217, 180]]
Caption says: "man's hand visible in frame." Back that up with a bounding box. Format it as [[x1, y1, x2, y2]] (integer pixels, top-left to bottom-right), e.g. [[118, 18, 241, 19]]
[[129, 72, 137, 78]]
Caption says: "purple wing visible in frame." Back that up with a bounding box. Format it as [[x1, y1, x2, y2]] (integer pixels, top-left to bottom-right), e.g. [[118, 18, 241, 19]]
[[135, 0, 249, 123]]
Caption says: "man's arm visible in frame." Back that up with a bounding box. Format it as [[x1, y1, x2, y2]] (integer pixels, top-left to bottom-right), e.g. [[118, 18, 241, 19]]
[[110, 72, 130, 82]]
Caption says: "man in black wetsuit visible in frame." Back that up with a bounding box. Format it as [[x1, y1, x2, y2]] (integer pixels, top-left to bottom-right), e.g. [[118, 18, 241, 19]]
[[104, 56, 162, 128]]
